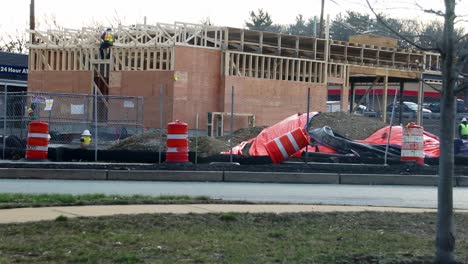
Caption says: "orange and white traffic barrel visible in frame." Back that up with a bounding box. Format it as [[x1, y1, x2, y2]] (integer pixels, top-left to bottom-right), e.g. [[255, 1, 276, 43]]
[[25, 121, 49, 160], [401, 122, 424, 165], [166, 120, 189, 163], [265, 127, 310, 164]]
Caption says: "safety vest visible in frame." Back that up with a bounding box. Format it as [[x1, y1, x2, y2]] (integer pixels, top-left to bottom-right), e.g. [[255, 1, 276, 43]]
[[103, 32, 114, 44], [81, 135, 92, 146], [461, 124, 468, 136]]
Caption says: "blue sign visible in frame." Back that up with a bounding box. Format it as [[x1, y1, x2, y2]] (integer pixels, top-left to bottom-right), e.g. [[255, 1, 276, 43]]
[[0, 65, 28, 75], [32, 96, 46, 104]]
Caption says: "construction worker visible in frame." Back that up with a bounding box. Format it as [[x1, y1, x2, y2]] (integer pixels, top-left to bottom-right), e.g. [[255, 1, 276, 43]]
[[459, 117, 468, 140], [80, 130, 92, 149], [27, 103, 38, 121], [99, 28, 114, 59], [27, 107, 34, 120]]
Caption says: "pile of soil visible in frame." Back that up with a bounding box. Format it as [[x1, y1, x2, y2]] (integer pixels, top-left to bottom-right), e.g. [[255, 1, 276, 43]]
[[190, 136, 228, 157], [108, 130, 165, 151], [309, 112, 387, 140], [109, 113, 385, 154], [109, 126, 267, 156]]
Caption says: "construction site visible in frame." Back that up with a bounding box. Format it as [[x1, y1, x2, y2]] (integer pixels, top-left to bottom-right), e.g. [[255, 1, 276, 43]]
[[0, 20, 466, 166]]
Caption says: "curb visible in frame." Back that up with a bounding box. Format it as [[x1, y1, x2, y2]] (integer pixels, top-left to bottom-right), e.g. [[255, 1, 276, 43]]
[[0, 168, 466, 187], [340, 174, 439, 186], [107, 170, 223, 182], [224, 171, 339, 184], [0, 168, 107, 180]]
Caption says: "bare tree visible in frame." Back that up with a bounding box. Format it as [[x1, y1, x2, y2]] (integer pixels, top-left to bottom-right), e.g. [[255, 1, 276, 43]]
[[0, 30, 28, 54], [199, 17, 213, 26], [366, 0, 465, 262]]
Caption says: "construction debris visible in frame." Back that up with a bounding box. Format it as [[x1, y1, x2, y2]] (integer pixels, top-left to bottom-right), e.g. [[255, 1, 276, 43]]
[[309, 112, 387, 140], [108, 130, 165, 151], [108, 127, 267, 156], [109, 112, 386, 157]]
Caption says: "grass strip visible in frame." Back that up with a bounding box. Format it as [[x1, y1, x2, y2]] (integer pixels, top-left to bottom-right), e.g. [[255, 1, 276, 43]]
[[0, 193, 216, 209], [1, 212, 467, 263]]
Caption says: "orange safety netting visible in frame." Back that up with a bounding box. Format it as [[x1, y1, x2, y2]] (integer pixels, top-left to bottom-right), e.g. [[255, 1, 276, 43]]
[[356, 126, 440, 157], [224, 112, 318, 156], [225, 113, 441, 158]]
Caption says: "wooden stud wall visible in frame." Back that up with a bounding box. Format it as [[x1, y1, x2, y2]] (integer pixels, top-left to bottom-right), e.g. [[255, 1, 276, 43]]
[[329, 40, 426, 71], [225, 51, 341, 84], [29, 47, 173, 72], [28, 23, 441, 81]]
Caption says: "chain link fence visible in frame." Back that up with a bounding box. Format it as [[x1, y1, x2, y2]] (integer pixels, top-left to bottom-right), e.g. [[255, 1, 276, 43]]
[[0, 91, 144, 159]]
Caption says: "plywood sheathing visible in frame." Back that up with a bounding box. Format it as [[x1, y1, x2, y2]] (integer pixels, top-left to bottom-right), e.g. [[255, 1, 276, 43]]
[[349, 65, 420, 79], [349, 35, 398, 49], [224, 76, 326, 127], [28, 71, 93, 94], [171, 46, 223, 129], [108, 71, 174, 128]]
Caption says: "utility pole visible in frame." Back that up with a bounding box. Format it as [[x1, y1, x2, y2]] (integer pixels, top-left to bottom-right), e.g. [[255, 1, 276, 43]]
[[30, 0, 35, 43], [319, 0, 325, 38]]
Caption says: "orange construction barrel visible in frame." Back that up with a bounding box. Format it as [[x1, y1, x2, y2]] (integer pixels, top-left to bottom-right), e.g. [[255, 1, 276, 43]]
[[25, 121, 49, 160], [265, 127, 310, 164], [166, 120, 189, 163], [401, 122, 424, 165]]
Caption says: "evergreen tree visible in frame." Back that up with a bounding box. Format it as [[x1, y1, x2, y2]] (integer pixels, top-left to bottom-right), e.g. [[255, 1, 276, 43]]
[[245, 9, 273, 31]]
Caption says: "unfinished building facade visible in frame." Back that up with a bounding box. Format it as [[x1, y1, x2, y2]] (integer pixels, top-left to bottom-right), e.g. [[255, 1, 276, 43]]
[[27, 22, 440, 132]]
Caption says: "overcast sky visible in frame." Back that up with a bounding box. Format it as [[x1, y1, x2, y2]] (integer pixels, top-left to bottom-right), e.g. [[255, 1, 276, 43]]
[[0, 0, 467, 36]]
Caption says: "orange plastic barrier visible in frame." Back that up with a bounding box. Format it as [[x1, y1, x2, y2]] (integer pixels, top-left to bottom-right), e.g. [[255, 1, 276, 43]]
[[25, 121, 49, 160], [401, 122, 424, 165], [265, 127, 310, 164], [166, 120, 189, 163]]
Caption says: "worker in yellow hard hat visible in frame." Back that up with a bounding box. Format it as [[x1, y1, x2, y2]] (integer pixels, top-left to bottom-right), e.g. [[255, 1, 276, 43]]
[[99, 28, 114, 59], [80, 130, 92, 149]]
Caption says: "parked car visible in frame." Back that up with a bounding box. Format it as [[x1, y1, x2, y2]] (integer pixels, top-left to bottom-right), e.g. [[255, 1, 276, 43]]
[[387, 101, 432, 114], [458, 99, 468, 113], [423, 99, 468, 113]]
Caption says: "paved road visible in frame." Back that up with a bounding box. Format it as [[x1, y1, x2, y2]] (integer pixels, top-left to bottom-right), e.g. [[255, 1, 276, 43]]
[[2, 179, 468, 209]]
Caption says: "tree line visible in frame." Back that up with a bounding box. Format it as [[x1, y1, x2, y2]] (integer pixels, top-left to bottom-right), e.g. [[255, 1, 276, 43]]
[[245, 9, 466, 50], [1, 9, 466, 54]]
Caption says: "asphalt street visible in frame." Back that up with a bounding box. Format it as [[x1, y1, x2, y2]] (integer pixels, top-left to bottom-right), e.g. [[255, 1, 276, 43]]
[[2, 179, 468, 209]]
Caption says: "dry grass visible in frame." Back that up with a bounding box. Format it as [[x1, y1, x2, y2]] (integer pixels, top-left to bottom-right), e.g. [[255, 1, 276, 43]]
[[1, 212, 468, 263]]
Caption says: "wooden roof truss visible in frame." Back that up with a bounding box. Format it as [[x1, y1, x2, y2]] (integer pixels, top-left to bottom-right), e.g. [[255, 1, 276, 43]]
[[28, 21, 440, 83], [28, 22, 225, 49]]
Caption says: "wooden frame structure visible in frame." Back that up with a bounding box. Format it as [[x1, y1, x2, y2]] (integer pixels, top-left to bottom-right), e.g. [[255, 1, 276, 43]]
[[28, 21, 440, 80], [224, 51, 347, 84], [28, 21, 442, 127], [207, 112, 255, 137]]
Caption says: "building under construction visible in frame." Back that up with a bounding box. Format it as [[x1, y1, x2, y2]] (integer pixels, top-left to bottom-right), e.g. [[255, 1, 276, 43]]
[[27, 21, 441, 132]]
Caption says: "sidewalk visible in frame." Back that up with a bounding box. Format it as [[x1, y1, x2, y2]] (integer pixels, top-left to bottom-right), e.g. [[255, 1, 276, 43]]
[[2, 204, 465, 224]]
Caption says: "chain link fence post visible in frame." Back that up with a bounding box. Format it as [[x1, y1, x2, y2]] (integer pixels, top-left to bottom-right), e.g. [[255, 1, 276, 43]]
[[2, 86, 7, 160]]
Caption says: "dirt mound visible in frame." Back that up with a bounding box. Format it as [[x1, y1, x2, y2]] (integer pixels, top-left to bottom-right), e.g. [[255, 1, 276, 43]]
[[309, 112, 386, 140], [109, 126, 267, 155], [108, 130, 165, 151], [190, 136, 228, 157], [108, 113, 382, 154]]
